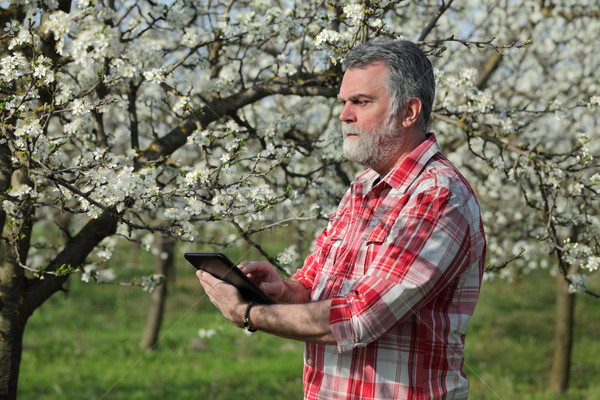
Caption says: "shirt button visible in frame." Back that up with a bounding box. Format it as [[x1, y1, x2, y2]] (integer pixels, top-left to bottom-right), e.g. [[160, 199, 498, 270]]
[[306, 358, 312, 365]]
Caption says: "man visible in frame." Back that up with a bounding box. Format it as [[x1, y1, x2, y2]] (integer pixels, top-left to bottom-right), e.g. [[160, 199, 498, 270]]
[[198, 37, 486, 400]]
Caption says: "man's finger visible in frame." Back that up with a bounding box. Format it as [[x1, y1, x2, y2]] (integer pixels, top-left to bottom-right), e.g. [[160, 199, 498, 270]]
[[197, 270, 222, 287]]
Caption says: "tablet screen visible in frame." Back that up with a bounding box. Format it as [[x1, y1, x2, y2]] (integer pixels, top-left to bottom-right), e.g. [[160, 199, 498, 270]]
[[185, 252, 274, 304]]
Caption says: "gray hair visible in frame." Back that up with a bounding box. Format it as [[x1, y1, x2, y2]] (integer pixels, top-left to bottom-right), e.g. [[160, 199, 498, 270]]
[[343, 37, 435, 132]]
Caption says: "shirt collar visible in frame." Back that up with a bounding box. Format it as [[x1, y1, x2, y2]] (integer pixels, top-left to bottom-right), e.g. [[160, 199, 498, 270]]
[[355, 132, 440, 193]]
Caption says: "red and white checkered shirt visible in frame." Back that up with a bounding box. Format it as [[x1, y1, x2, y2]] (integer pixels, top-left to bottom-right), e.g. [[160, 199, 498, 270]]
[[293, 133, 486, 400]]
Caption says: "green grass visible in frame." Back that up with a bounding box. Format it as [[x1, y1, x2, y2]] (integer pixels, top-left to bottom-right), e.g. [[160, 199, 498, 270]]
[[465, 272, 600, 400], [18, 247, 600, 400], [19, 242, 305, 400]]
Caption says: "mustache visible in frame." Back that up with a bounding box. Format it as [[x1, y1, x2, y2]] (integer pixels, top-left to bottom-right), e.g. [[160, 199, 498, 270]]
[[342, 124, 365, 137]]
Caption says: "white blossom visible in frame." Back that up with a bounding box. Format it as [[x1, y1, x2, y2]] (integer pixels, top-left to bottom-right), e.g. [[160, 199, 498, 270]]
[[9, 185, 37, 200], [576, 132, 590, 145], [70, 24, 122, 65], [182, 29, 200, 47], [1, 52, 28, 82], [278, 245, 299, 266], [4, 21, 19, 34], [567, 182, 583, 195], [96, 237, 118, 260], [220, 153, 231, 163], [567, 273, 589, 294], [143, 68, 165, 84], [314, 29, 343, 48], [70, 98, 90, 115], [583, 256, 599, 272], [81, 266, 115, 284], [547, 168, 565, 188], [187, 129, 212, 147], [41, 11, 71, 55], [343, 4, 365, 26], [32, 55, 54, 83], [141, 234, 154, 252], [178, 222, 198, 241], [2, 200, 20, 221], [185, 197, 208, 216], [173, 96, 190, 113], [141, 274, 165, 293], [8, 28, 33, 50], [198, 328, 217, 338], [224, 120, 241, 133]]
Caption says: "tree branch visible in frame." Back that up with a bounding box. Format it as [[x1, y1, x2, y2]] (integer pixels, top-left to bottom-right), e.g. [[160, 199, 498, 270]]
[[128, 81, 140, 150], [23, 208, 121, 315], [229, 219, 290, 277], [136, 72, 339, 167], [418, 0, 455, 42], [417, 35, 530, 56]]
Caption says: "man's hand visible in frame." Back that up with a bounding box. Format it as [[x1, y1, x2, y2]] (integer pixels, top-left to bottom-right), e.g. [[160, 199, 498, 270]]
[[238, 261, 286, 300], [196, 270, 245, 328], [197, 267, 335, 344]]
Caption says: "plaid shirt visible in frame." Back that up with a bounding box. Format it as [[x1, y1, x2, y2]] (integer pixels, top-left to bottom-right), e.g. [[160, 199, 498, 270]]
[[293, 133, 486, 400]]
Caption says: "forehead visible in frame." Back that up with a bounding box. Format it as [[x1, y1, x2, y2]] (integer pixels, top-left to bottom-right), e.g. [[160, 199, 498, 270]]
[[338, 62, 389, 99]]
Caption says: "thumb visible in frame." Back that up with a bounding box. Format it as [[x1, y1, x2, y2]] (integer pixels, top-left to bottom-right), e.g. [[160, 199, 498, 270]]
[[197, 270, 219, 285], [260, 281, 285, 298]]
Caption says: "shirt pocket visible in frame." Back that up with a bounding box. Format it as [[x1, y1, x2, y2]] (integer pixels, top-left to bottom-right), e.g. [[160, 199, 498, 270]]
[[359, 208, 401, 272], [311, 220, 350, 301], [316, 217, 349, 269]]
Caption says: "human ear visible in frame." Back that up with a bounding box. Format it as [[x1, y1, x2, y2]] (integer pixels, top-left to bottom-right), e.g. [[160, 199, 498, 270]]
[[401, 97, 422, 129]]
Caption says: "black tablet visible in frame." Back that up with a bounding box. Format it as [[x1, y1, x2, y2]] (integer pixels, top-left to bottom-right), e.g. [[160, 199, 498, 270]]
[[185, 252, 274, 304]]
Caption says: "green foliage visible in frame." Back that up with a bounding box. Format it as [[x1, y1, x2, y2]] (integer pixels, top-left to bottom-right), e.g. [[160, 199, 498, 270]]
[[19, 260, 600, 399]]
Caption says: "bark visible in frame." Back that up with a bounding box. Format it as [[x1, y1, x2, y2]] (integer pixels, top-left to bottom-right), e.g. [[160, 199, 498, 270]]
[[140, 234, 175, 350], [0, 298, 27, 400], [0, 233, 29, 400], [0, 165, 32, 400], [548, 266, 577, 395]]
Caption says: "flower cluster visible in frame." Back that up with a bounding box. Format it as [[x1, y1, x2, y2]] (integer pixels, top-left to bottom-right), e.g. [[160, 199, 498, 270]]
[[141, 274, 166, 293], [1, 52, 29, 82], [278, 245, 299, 265], [314, 29, 344, 49], [41, 10, 71, 55], [563, 239, 599, 273], [81, 266, 116, 284], [567, 273, 589, 294], [343, 4, 366, 26]]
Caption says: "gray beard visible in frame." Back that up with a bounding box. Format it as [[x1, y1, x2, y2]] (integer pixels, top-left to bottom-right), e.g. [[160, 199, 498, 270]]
[[342, 116, 404, 172]]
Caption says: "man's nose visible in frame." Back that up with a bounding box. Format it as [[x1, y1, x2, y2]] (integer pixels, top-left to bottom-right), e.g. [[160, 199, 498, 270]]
[[339, 103, 356, 123]]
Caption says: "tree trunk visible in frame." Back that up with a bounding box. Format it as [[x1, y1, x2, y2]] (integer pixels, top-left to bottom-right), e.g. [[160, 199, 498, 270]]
[[0, 164, 34, 400], [0, 285, 28, 400], [140, 234, 175, 349], [548, 270, 576, 395], [0, 241, 28, 400]]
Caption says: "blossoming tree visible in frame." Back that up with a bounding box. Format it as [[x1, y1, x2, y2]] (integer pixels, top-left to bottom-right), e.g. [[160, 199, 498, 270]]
[[0, 0, 598, 398]]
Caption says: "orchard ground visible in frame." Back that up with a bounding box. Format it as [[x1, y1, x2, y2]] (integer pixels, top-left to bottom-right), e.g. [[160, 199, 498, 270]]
[[18, 242, 600, 400]]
